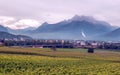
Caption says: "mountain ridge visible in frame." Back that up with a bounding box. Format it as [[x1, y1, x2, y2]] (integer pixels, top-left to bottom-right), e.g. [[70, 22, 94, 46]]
[[24, 15, 117, 40]]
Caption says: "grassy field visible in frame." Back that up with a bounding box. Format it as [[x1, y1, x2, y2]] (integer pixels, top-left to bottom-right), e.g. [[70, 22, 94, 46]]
[[0, 47, 120, 75]]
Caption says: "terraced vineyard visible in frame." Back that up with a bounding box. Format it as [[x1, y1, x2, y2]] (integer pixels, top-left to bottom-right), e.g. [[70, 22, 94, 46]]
[[0, 47, 120, 75]]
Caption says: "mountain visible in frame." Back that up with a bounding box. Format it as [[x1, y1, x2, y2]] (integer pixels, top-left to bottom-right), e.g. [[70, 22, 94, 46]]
[[104, 28, 120, 41], [0, 31, 32, 40], [0, 25, 8, 32], [24, 15, 116, 40]]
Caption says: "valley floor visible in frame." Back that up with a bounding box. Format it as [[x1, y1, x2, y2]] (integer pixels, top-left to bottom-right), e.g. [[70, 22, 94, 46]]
[[0, 47, 120, 75]]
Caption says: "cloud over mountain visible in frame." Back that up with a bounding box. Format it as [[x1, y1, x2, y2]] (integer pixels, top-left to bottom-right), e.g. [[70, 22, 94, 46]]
[[0, 16, 40, 29], [0, 0, 120, 29]]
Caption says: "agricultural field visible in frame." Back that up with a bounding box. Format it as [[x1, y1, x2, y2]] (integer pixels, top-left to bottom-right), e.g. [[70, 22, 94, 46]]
[[0, 47, 120, 75]]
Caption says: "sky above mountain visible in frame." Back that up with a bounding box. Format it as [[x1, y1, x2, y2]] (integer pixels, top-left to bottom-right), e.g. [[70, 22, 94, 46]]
[[0, 0, 120, 29]]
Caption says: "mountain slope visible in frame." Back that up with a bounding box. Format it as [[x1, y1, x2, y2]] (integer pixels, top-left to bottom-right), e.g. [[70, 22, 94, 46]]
[[104, 28, 120, 40], [0, 25, 8, 32]]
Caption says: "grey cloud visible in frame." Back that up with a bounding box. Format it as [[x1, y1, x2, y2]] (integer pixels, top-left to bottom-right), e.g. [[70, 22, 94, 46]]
[[0, 0, 120, 29]]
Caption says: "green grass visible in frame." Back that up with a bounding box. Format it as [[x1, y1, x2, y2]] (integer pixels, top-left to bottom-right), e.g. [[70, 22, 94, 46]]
[[58, 48, 88, 52], [0, 47, 120, 75]]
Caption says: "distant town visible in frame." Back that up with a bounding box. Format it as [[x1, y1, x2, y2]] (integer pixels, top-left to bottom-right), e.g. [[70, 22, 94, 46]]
[[0, 38, 120, 50]]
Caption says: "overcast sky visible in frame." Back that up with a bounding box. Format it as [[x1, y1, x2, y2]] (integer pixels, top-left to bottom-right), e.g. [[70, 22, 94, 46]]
[[0, 0, 120, 29]]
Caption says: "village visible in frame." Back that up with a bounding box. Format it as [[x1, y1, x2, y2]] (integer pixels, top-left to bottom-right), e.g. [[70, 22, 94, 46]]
[[0, 38, 120, 50]]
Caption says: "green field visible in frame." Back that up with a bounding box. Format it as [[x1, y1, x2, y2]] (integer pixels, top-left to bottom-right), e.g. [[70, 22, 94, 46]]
[[0, 47, 120, 75]]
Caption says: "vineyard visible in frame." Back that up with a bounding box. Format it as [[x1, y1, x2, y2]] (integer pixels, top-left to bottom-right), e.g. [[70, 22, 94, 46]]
[[0, 47, 120, 75]]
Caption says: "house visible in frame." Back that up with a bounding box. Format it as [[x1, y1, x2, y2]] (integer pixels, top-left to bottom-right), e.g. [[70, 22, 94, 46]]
[[0, 42, 4, 46]]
